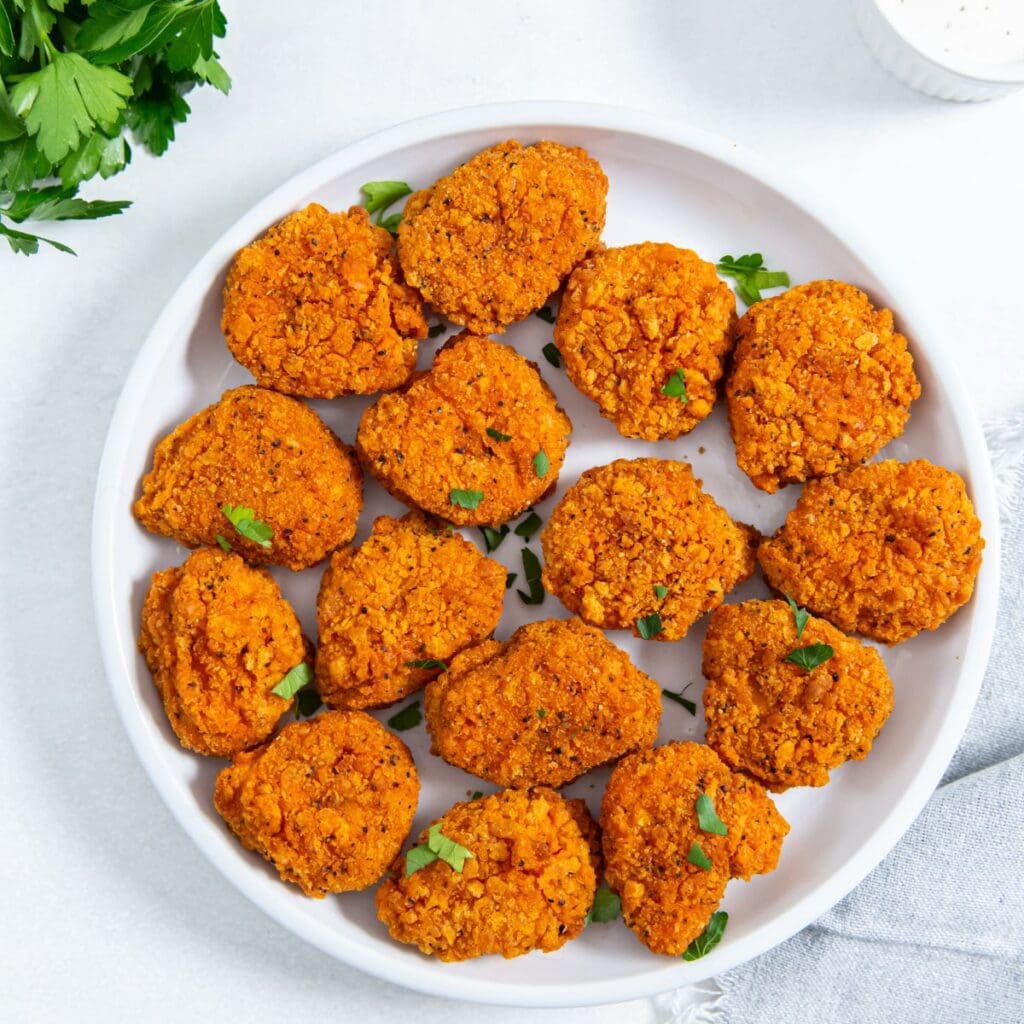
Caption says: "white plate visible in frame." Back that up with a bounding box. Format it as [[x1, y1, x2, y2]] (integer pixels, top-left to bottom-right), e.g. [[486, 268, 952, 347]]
[[92, 102, 1000, 1008]]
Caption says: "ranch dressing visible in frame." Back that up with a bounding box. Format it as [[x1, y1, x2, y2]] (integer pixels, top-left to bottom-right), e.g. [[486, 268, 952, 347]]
[[880, 0, 1024, 74]]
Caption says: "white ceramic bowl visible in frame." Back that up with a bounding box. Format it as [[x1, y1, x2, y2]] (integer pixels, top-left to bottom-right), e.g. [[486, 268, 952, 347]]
[[852, 0, 1024, 101], [92, 102, 1000, 1008]]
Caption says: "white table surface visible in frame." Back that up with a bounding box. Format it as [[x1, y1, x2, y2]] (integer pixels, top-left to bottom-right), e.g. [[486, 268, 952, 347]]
[[2, 2, 1022, 1021]]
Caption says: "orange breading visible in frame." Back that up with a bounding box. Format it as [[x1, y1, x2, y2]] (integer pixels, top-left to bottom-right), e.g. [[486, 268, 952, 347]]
[[555, 243, 736, 440], [702, 600, 894, 790], [601, 742, 789, 956], [424, 617, 661, 788], [727, 280, 920, 493], [375, 788, 598, 960], [315, 512, 505, 710], [214, 711, 419, 898], [758, 459, 984, 644], [222, 204, 427, 398], [133, 386, 362, 571], [541, 458, 757, 640], [139, 547, 305, 757], [397, 140, 607, 334], [356, 332, 572, 526]]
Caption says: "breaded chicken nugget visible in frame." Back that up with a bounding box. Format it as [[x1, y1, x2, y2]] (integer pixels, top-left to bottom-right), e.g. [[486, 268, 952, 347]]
[[397, 140, 607, 333], [425, 617, 661, 788], [542, 459, 757, 640], [555, 243, 736, 440], [601, 742, 788, 955], [727, 280, 920, 492], [316, 512, 505, 709], [134, 386, 362, 571], [375, 787, 598, 960], [356, 332, 571, 526], [139, 547, 305, 757], [702, 600, 894, 790], [758, 459, 984, 644], [214, 711, 419, 898], [222, 204, 427, 398]]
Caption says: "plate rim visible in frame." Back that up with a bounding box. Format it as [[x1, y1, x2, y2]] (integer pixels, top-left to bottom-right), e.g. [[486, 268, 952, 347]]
[[91, 100, 1002, 1008]]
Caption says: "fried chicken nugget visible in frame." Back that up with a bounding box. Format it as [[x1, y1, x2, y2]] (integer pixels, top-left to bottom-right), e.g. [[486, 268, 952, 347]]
[[356, 332, 571, 526], [601, 742, 789, 955], [758, 459, 984, 644], [727, 280, 920, 492], [214, 710, 419, 898], [315, 512, 505, 710], [702, 600, 894, 790], [139, 547, 305, 757], [397, 140, 607, 333], [424, 617, 661, 788], [134, 386, 363, 571], [541, 459, 757, 640], [375, 787, 599, 960], [222, 204, 427, 398], [555, 243, 736, 440]]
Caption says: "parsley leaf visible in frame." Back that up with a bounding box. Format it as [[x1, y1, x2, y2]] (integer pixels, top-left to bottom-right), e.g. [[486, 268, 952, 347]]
[[378, 211, 402, 235], [542, 342, 562, 368], [663, 686, 697, 716], [535, 305, 556, 324], [221, 503, 273, 548], [406, 823, 474, 877], [294, 688, 322, 719], [427, 323, 446, 339], [271, 662, 312, 700], [470, 791, 484, 800], [480, 524, 509, 552], [514, 511, 543, 541], [214, 533, 231, 552], [654, 585, 668, 599], [404, 844, 438, 877], [360, 180, 411, 216], [784, 643, 834, 671], [785, 594, 809, 639], [533, 449, 550, 478], [387, 700, 422, 731], [682, 911, 728, 961], [696, 793, 728, 836], [2, 185, 129, 223], [536, 708, 547, 719], [687, 841, 712, 871], [586, 886, 621, 925], [661, 368, 688, 402], [0, 220, 74, 255], [505, 571, 517, 590], [486, 427, 511, 443], [716, 253, 790, 306], [450, 488, 484, 510], [516, 547, 544, 605], [0, 2, 14, 58], [636, 613, 663, 639], [405, 659, 448, 671]]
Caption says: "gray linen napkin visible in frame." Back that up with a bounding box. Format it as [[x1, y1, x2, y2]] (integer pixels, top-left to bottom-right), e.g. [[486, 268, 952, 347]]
[[654, 418, 1024, 1024]]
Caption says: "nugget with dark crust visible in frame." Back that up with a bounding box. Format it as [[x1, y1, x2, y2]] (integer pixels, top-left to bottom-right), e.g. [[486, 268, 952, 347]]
[[134, 386, 363, 570], [555, 243, 736, 440], [356, 332, 571, 526], [375, 787, 598, 960], [601, 742, 788, 955], [727, 280, 920, 492], [316, 512, 505, 710], [425, 617, 661, 788], [758, 459, 984, 644], [214, 711, 419, 898], [139, 547, 305, 757], [222, 204, 427, 398], [397, 140, 607, 334], [541, 458, 757, 640], [702, 600, 894, 790]]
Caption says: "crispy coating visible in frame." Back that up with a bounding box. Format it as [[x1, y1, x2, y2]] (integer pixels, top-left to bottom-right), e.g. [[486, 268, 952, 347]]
[[315, 512, 505, 709], [139, 547, 304, 757], [425, 617, 661, 788], [397, 140, 607, 333], [541, 459, 757, 640], [727, 280, 920, 492], [601, 742, 789, 955], [702, 600, 894, 790], [356, 332, 572, 526], [214, 711, 419, 898], [758, 459, 984, 644], [375, 787, 599, 960], [222, 204, 427, 398], [134, 386, 363, 571], [555, 243, 736, 440]]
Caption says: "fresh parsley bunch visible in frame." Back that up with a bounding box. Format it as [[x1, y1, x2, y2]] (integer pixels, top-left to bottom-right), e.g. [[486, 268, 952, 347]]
[[0, 0, 230, 256]]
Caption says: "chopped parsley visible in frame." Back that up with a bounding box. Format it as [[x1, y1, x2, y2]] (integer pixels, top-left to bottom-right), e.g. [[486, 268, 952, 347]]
[[360, 180, 411, 217], [535, 305, 556, 324], [271, 662, 312, 700], [654, 585, 669, 599], [378, 211, 402, 235], [450, 488, 484, 510], [294, 689, 323, 719], [480, 524, 509, 552], [514, 511, 543, 541], [405, 659, 448, 671], [387, 700, 422, 731], [586, 886, 621, 925], [663, 685, 697, 716], [533, 450, 550, 478], [215, 533, 232, 552], [405, 823, 474, 877], [536, 708, 547, 719], [784, 643, 834, 671], [505, 571, 517, 590], [428, 323, 446, 339], [661, 368, 688, 403], [517, 547, 544, 605], [682, 911, 728, 961], [636, 612, 663, 639], [687, 841, 712, 871], [716, 253, 790, 306], [785, 594, 810, 639], [542, 342, 562, 368], [471, 791, 484, 800], [221, 504, 272, 548], [486, 427, 512, 443], [696, 792, 728, 836]]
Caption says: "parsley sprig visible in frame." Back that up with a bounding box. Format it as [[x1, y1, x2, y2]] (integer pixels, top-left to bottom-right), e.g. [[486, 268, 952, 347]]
[[360, 180, 411, 235], [405, 823, 474, 877], [221, 503, 272, 549], [682, 911, 728, 961], [716, 253, 790, 306], [271, 662, 312, 701]]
